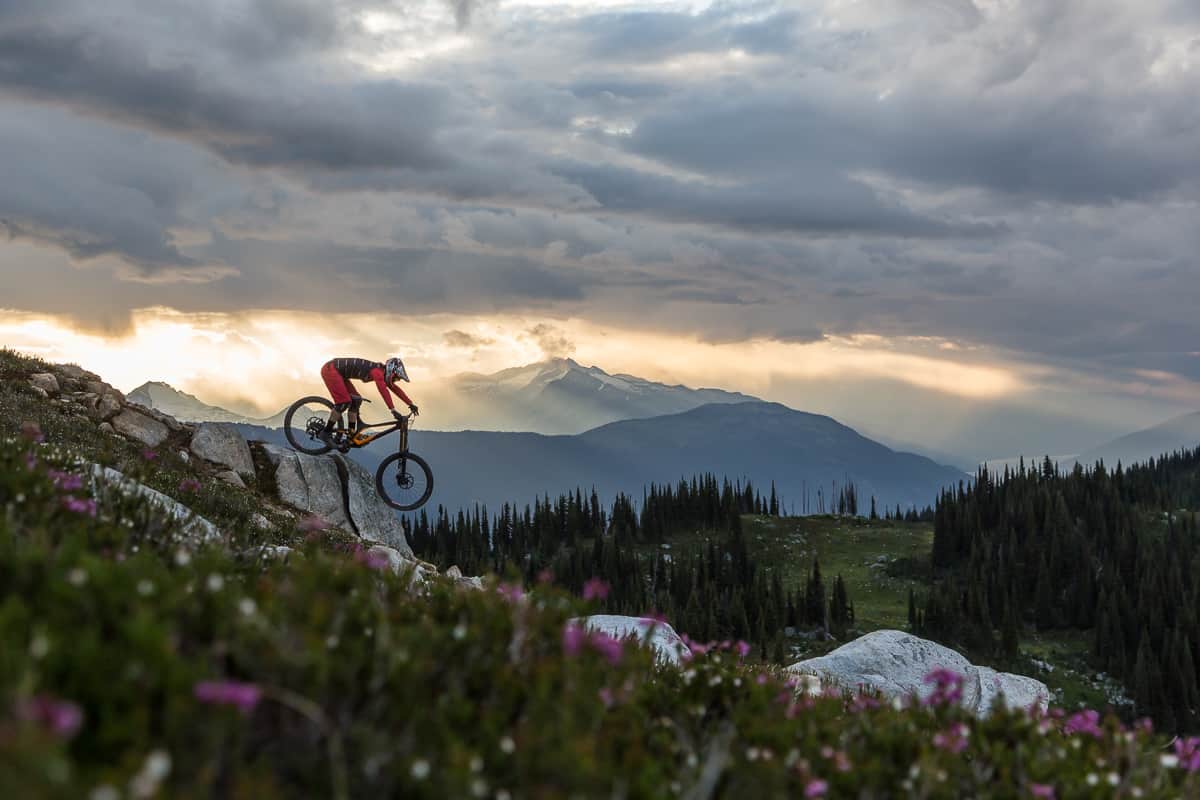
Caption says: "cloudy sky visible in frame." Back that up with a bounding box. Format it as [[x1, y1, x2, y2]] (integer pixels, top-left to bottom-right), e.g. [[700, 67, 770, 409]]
[[2, 0, 1198, 462]]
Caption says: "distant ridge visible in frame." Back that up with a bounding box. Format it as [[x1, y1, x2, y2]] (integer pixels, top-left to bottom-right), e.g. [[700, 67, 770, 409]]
[[440, 357, 759, 434], [127, 382, 284, 426], [240, 400, 967, 514], [1074, 411, 1200, 468]]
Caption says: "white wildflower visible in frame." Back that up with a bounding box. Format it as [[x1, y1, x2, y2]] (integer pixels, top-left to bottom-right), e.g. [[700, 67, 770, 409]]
[[67, 568, 87, 586], [30, 634, 50, 659], [410, 759, 430, 780], [174, 549, 191, 566], [90, 786, 120, 800], [1106, 772, 1119, 786], [746, 747, 760, 761], [470, 756, 483, 773], [1086, 773, 1098, 786], [137, 579, 155, 596], [499, 736, 515, 754], [453, 623, 467, 640], [206, 574, 224, 592], [1161, 754, 1179, 768], [472, 778, 488, 797], [326, 635, 339, 649], [709, 675, 722, 687], [239, 598, 257, 617]]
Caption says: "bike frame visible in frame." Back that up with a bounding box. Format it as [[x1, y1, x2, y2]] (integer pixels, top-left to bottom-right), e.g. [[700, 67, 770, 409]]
[[339, 414, 412, 452]]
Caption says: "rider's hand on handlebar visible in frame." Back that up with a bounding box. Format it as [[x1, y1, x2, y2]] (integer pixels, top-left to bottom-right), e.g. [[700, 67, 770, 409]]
[[408, 403, 419, 417], [392, 409, 405, 421]]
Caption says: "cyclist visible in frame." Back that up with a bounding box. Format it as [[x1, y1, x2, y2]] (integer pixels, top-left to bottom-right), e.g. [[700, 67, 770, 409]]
[[319, 356, 418, 445]]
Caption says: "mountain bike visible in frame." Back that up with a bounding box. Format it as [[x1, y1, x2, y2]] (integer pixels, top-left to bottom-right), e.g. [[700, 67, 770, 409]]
[[282, 396, 434, 511]]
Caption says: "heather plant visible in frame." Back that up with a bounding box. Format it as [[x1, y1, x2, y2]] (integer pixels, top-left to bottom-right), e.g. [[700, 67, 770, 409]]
[[1, 434, 1198, 798]]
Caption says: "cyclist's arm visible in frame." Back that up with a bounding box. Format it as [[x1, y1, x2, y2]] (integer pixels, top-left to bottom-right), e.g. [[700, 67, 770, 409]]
[[368, 367, 397, 410], [388, 380, 415, 408]]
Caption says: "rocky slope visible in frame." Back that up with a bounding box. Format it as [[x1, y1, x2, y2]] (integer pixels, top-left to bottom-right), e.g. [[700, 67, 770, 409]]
[[18, 359, 466, 585]]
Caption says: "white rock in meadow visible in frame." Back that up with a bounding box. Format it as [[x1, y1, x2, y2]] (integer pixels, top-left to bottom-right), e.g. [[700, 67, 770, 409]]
[[190, 423, 255, 477], [111, 408, 170, 448], [787, 629, 1049, 717], [90, 465, 221, 543], [577, 615, 691, 666]]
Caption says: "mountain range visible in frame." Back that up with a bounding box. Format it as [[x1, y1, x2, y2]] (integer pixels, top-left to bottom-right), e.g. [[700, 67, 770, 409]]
[[1074, 411, 1200, 468], [431, 358, 757, 433], [130, 358, 755, 435], [241, 401, 967, 514]]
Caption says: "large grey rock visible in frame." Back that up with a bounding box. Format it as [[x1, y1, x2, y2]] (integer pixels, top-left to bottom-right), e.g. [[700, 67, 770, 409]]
[[89, 465, 220, 542], [578, 615, 691, 666], [29, 373, 60, 395], [57, 364, 100, 382], [273, 451, 352, 531], [93, 393, 123, 421], [111, 409, 170, 448], [85, 380, 122, 401], [336, 454, 413, 557], [787, 630, 1049, 716], [215, 470, 246, 488], [190, 423, 254, 477]]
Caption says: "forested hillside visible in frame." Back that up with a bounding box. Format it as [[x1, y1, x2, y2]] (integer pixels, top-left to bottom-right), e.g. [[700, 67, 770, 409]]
[[921, 451, 1200, 731], [407, 475, 854, 655]]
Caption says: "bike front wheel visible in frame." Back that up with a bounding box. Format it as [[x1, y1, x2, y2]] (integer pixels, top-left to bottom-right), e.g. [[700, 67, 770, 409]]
[[375, 452, 434, 511], [283, 395, 337, 455]]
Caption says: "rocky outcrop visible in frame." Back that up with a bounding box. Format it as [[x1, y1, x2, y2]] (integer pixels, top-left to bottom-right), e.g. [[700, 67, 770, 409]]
[[787, 630, 1049, 717], [578, 615, 691, 666], [111, 409, 170, 448], [190, 423, 254, 477], [273, 450, 353, 531], [337, 454, 410, 553], [29, 373, 60, 395], [259, 446, 414, 558], [90, 465, 221, 542]]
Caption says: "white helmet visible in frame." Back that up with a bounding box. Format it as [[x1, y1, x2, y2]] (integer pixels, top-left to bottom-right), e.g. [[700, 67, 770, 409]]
[[385, 356, 410, 383]]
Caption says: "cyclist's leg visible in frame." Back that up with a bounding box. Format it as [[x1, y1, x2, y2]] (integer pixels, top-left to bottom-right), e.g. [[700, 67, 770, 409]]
[[320, 362, 353, 431], [347, 386, 365, 433]]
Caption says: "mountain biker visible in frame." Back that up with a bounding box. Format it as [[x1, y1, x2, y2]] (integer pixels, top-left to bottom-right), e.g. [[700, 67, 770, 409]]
[[319, 356, 418, 444]]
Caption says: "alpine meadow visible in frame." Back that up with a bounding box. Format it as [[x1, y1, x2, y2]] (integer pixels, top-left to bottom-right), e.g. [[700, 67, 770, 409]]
[[3, 0, 1200, 797]]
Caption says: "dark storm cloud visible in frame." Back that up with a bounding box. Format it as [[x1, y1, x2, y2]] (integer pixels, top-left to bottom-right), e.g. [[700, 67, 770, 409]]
[[551, 160, 1003, 238], [0, 26, 449, 172]]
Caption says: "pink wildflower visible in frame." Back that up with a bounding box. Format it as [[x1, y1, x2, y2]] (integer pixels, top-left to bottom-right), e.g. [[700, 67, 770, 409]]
[[757, 673, 769, 685], [1030, 784, 1055, 799], [61, 496, 97, 517], [16, 694, 84, 738], [496, 583, 525, 603], [590, 631, 624, 666], [179, 478, 202, 493], [932, 723, 970, 754], [804, 779, 828, 798], [563, 623, 587, 657], [49, 470, 84, 491], [194, 680, 263, 713], [923, 667, 965, 706], [1063, 710, 1103, 739], [598, 687, 615, 708], [582, 578, 610, 601], [1174, 737, 1200, 771], [141, 449, 158, 461], [298, 515, 330, 532], [355, 548, 391, 571], [20, 421, 44, 443], [735, 640, 751, 659], [24, 452, 37, 470], [537, 568, 554, 585]]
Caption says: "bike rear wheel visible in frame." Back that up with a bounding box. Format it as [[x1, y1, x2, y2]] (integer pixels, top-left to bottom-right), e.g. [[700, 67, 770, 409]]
[[375, 452, 434, 511], [283, 395, 337, 455]]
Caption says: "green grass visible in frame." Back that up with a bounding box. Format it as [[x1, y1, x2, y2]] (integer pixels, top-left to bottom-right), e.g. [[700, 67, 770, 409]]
[[650, 515, 934, 633]]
